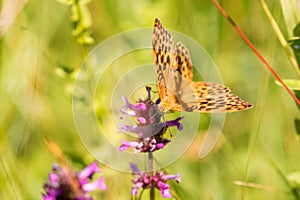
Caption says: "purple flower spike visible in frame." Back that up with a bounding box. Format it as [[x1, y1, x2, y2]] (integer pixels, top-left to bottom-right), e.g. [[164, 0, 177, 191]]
[[42, 162, 106, 200], [130, 163, 181, 199], [118, 87, 184, 153]]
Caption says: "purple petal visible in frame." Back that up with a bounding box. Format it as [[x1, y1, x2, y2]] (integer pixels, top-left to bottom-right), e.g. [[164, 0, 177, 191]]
[[137, 117, 146, 124], [122, 96, 139, 110], [82, 177, 107, 192], [156, 143, 165, 149], [135, 102, 146, 110], [120, 106, 136, 116], [131, 187, 139, 196], [52, 163, 61, 171], [42, 194, 56, 200], [120, 96, 139, 116], [166, 116, 183, 131], [119, 140, 139, 151], [43, 184, 61, 197], [119, 145, 128, 151], [131, 181, 144, 195], [48, 172, 60, 186], [118, 124, 138, 133], [162, 174, 181, 183], [161, 188, 172, 198], [121, 109, 136, 116], [119, 144, 129, 151], [78, 162, 100, 181], [74, 196, 93, 200], [122, 96, 129, 105], [130, 163, 140, 173], [157, 181, 172, 198]]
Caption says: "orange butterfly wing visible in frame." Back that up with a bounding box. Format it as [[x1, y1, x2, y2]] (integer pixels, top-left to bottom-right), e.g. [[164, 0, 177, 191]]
[[152, 18, 173, 102], [152, 18, 253, 113]]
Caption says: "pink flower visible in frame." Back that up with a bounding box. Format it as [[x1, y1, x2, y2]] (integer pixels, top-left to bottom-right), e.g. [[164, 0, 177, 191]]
[[118, 87, 183, 153], [42, 162, 106, 200], [130, 163, 181, 199]]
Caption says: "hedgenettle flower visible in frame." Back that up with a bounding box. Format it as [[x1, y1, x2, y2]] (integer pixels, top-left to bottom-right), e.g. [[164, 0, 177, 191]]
[[118, 87, 183, 153], [118, 87, 182, 198], [130, 163, 181, 198], [43, 161, 106, 200]]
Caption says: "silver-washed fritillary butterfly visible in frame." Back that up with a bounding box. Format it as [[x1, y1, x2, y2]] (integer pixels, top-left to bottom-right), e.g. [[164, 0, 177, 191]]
[[152, 18, 253, 113]]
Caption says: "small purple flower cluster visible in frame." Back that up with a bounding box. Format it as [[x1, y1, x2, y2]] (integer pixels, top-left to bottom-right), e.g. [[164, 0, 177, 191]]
[[130, 163, 181, 198], [43, 161, 106, 200], [118, 87, 183, 153]]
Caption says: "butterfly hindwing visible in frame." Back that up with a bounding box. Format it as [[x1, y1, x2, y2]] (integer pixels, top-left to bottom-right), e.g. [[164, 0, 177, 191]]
[[189, 82, 251, 112], [172, 42, 193, 83]]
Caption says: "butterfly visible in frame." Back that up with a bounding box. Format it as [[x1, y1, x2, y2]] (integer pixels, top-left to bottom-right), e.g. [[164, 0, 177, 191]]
[[152, 18, 253, 113]]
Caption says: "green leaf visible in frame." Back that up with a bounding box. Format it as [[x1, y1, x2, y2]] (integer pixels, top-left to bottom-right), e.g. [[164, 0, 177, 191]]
[[294, 22, 300, 37], [295, 119, 300, 135], [289, 38, 300, 53], [288, 38, 300, 67], [275, 79, 300, 91], [295, 92, 300, 110], [280, 0, 299, 37]]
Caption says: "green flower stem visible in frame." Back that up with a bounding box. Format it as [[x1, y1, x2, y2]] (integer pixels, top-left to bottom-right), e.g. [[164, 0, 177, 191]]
[[148, 152, 155, 200]]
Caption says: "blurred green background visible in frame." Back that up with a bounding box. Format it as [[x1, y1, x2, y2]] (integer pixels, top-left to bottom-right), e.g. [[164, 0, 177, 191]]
[[1, 0, 300, 199]]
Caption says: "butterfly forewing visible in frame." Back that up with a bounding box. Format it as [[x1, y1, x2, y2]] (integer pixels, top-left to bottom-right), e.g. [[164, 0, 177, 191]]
[[153, 18, 174, 101], [152, 18, 253, 113]]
